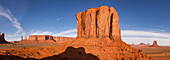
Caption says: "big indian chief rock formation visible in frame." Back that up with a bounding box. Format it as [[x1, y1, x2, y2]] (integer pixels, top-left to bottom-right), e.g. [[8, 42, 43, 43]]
[[66, 6, 150, 60]]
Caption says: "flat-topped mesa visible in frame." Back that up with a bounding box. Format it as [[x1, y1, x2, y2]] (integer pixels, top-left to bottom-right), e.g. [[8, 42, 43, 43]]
[[76, 6, 121, 41]]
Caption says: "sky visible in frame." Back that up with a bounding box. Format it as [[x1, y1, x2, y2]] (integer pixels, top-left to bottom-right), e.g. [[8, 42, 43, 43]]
[[0, 0, 170, 46]]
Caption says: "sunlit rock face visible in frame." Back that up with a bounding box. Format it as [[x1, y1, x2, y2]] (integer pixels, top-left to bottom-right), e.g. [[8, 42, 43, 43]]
[[66, 6, 150, 60], [76, 6, 121, 42]]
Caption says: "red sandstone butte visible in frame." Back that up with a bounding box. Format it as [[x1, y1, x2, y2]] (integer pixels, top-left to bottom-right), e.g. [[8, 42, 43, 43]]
[[65, 6, 150, 60], [0, 32, 8, 43], [76, 6, 121, 41], [19, 35, 74, 43], [150, 40, 159, 47]]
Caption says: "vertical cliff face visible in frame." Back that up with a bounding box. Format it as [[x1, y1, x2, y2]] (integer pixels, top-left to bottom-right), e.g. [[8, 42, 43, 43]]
[[76, 6, 121, 41], [0, 33, 8, 43], [67, 6, 150, 60]]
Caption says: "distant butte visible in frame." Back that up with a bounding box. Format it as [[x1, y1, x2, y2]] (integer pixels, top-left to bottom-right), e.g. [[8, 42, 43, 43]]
[[150, 40, 159, 47]]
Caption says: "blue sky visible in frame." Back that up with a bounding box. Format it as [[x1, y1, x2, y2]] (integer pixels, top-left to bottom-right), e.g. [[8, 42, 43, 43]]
[[0, 0, 170, 46]]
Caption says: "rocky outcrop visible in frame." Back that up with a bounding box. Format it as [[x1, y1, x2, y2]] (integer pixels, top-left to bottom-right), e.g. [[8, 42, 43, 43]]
[[76, 6, 121, 41], [0, 32, 8, 43], [150, 40, 159, 47]]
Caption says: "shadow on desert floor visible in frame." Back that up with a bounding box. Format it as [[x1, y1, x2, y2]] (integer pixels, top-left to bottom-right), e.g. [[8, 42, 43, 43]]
[[0, 46, 100, 60]]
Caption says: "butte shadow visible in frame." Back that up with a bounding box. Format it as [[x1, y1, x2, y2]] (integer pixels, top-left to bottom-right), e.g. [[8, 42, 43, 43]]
[[0, 46, 99, 60]]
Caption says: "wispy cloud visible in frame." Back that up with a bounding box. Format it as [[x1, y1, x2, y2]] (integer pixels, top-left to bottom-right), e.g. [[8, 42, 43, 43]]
[[31, 31, 53, 35], [121, 30, 170, 38], [52, 29, 77, 37], [0, 5, 24, 34], [121, 30, 170, 46], [56, 17, 63, 21], [0, 5, 25, 41]]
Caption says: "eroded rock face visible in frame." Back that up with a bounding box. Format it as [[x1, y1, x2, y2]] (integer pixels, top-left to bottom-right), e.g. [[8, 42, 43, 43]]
[[76, 6, 121, 41], [150, 40, 159, 47], [0, 32, 8, 43], [65, 6, 150, 60]]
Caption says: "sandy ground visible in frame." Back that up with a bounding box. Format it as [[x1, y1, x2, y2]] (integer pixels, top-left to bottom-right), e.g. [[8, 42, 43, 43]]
[[132, 46, 170, 60]]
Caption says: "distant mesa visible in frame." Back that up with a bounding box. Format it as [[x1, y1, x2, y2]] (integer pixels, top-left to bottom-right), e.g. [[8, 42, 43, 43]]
[[19, 35, 74, 44], [0, 32, 8, 43], [149, 40, 159, 47]]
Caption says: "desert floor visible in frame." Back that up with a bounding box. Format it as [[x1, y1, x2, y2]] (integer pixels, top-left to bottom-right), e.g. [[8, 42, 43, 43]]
[[0, 43, 169, 60], [132, 46, 170, 60]]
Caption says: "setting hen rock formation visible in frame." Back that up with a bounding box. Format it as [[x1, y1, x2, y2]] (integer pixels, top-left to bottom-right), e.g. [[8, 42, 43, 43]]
[[150, 40, 159, 47], [0, 32, 8, 43], [66, 6, 150, 60]]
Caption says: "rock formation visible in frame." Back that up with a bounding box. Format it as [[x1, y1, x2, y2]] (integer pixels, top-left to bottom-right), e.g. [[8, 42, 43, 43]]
[[147, 43, 150, 46], [0, 32, 8, 43], [76, 6, 121, 41], [131, 43, 135, 46], [150, 40, 159, 47], [19, 35, 74, 43], [66, 6, 150, 60]]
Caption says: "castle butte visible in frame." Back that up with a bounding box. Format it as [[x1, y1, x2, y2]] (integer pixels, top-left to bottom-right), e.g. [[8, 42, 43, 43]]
[[19, 35, 74, 43], [64, 6, 150, 60]]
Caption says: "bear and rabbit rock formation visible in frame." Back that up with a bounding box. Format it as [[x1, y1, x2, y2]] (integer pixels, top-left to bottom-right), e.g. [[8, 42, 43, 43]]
[[66, 6, 150, 60]]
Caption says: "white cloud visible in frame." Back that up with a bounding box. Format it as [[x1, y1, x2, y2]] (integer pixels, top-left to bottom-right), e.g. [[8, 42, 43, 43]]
[[58, 33, 77, 37], [31, 31, 53, 35], [0, 5, 26, 41], [53, 29, 77, 36], [56, 17, 63, 21], [0, 5, 24, 34], [121, 30, 170, 38], [121, 30, 170, 46]]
